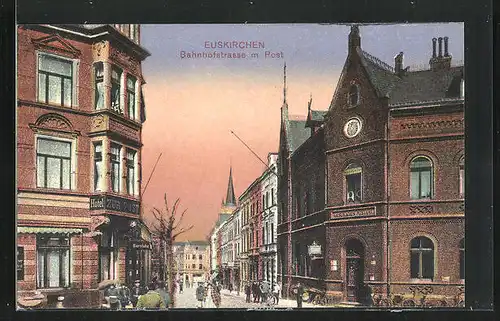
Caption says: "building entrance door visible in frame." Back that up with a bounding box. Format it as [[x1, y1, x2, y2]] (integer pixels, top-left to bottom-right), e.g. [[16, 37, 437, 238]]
[[345, 239, 364, 302]]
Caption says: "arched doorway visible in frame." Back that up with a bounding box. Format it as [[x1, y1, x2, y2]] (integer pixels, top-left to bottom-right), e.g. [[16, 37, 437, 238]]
[[345, 239, 365, 302]]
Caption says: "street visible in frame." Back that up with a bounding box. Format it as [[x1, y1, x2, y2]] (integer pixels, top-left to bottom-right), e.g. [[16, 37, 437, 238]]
[[173, 286, 317, 309]]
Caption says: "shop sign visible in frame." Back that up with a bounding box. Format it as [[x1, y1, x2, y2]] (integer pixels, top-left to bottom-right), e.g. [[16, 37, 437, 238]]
[[132, 242, 151, 249], [17, 247, 24, 281], [90, 195, 140, 215], [308, 241, 322, 256]]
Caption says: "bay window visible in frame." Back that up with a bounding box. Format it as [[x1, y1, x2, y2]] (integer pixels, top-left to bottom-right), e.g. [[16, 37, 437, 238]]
[[127, 75, 137, 120], [38, 54, 73, 107], [110, 143, 121, 193], [93, 142, 103, 191], [37, 235, 70, 288], [126, 149, 136, 195], [36, 138, 71, 190], [94, 62, 104, 110], [111, 67, 122, 113]]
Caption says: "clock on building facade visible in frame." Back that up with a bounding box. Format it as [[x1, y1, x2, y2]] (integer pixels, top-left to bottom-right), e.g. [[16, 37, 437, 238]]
[[344, 117, 362, 138]]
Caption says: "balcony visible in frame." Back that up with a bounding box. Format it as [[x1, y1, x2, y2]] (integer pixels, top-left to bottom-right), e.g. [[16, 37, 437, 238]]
[[89, 111, 141, 145], [259, 243, 277, 254]]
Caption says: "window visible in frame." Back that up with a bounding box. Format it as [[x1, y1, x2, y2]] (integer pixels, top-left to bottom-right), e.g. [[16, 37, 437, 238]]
[[345, 163, 362, 203], [410, 236, 434, 280], [192, 254, 196, 260], [111, 67, 122, 113], [459, 157, 465, 197], [110, 143, 121, 193], [262, 195, 266, 210], [199, 254, 202, 260], [410, 156, 433, 199], [38, 54, 73, 107], [271, 188, 275, 205], [99, 231, 117, 281], [271, 223, 274, 243], [348, 84, 359, 107], [93, 142, 103, 191], [460, 79, 465, 98], [94, 62, 104, 110], [127, 75, 137, 120], [266, 192, 270, 209], [192, 264, 195, 269], [199, 264, 203, 270], [37, 235, 70, 288], [17, 247, 24, 281], [126, 149, 136, 195], [37, 138, 71, 189], [459, 238, 465, 280]]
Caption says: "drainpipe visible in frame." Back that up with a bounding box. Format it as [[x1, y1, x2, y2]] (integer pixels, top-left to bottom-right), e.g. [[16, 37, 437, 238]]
[[385, 105, 391, 301], [81, 232, 83, 290]]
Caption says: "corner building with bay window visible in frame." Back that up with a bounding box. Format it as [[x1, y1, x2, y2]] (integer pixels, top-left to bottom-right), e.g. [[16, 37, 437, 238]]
[[16, 24, 151, 307], [278, 26, 464, 306]]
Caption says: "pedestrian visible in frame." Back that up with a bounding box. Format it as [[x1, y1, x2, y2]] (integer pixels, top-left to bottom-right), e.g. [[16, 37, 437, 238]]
[[155, 280, 171, 309], [179, 280, 184, 293], [196, 282, 205, 308], [293, 282, 304, 308], [136, 282, 166, 310], [212, 282, 221, 308], [273, 282, 281, 305], [252, 282, 257, 303], [259, 281, 270, 304], [104, 284, 122, 310], [130, 279, 147, 307], [245, 282, 251, 303], [228, 282, 233, 294]]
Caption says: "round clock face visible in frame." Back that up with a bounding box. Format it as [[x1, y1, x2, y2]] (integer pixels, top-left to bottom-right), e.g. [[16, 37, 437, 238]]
[[344, 117, 362, 138]]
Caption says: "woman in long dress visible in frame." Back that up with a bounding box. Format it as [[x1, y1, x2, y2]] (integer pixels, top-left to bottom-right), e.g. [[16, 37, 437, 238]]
[[204, 283, 216, 308]]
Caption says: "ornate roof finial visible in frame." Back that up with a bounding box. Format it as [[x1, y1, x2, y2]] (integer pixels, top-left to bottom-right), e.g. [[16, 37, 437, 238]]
[[308, 93, 313, 111]]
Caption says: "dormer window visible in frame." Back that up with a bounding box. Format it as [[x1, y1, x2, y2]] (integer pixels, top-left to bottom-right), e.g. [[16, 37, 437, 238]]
[[348, 84, 360, 107]]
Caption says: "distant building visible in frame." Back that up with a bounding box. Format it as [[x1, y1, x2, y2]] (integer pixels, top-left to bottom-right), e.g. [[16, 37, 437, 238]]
[[16, 24, 151, 307], [173, 241, 210, 286]]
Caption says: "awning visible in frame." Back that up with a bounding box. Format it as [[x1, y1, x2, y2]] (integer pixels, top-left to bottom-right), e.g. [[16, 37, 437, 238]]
[[17, 227, 84, 234]]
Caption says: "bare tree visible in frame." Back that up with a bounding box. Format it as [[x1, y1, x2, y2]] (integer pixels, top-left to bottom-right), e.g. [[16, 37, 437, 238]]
[[150, 193, 193, 308]]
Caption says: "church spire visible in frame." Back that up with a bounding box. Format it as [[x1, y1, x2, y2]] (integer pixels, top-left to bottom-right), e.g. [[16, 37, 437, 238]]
[[283, 61, 287, 104], [225, 166, 236, 206]]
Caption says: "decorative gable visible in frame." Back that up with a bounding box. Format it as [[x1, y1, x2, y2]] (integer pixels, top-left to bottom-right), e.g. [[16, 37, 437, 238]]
[[31, 34, 81, 58]]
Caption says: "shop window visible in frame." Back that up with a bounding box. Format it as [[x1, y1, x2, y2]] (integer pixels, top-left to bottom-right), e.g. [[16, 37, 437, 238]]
[[459, 238, 465, 280], [126, 149, 136, 195], [37, 235, 70, 288], [345, 163, 362, 203], [111, 67, 122, 113], [94, 62, 104, 110], [38, 53, 74, 107], [459, 157, 465, 198], [110, 143, 121, 193], [93, 142, 103, 191], [127, 75, 137, 120], [348, 84, 360, 107], [99, 231, 117, 281], [36, 138, 72, 190], [410, 156, 433, 199], [410, 236, 435, 280]]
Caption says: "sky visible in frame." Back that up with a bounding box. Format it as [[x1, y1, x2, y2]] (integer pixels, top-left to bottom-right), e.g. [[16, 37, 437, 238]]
[[139, 23, 464, 241]]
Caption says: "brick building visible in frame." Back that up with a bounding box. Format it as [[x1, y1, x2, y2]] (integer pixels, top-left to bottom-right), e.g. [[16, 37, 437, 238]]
[[278, 26, 464, 306], [16, 24, 151, 307]]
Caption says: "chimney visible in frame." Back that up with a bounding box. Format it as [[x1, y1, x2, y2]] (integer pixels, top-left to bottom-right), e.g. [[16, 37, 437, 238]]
[[348, 25, 361, 55], [394, 52, 404, 75], [430, 36, 452, 71], [438, 37, 443, 57]]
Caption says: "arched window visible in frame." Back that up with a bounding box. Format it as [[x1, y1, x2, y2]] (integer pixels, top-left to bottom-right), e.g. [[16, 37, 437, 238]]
[[459, 156, 465, 197], [348, 84, 360, 107], [459, 238, 465, 280], [410, 156, 433, 199], [410, 236, 434, 279], [345, 163, 362, 203]]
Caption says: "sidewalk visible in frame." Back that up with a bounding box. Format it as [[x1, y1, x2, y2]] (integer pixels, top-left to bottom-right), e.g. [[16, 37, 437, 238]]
[[219, 289, 317, 308]]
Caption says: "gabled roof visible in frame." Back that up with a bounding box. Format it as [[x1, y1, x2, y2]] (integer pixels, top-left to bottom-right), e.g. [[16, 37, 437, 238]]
[[310, 110, 328, 122], [287, 119, 310, 152]]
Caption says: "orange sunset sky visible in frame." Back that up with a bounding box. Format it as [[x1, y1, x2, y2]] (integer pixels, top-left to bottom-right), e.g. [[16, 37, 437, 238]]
[[138, 24, 464, 241]]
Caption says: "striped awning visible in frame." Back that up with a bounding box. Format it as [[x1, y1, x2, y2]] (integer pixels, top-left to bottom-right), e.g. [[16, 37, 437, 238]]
[[17, 227, 83, 234]]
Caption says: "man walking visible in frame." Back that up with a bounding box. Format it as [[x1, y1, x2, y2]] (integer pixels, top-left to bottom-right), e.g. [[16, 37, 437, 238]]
[[196, 282, 205, 308], [136, 282, 166, 310], [130, 280, 147, 308], [273, 283, 281, 305], [244, 282, 251, 303], [293, 282, 304, 308], [155, 280, 171, 309]]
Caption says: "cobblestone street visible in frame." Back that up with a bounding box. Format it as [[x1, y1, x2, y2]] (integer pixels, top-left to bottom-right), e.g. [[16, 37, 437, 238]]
[[173, 286, 318, 309]]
